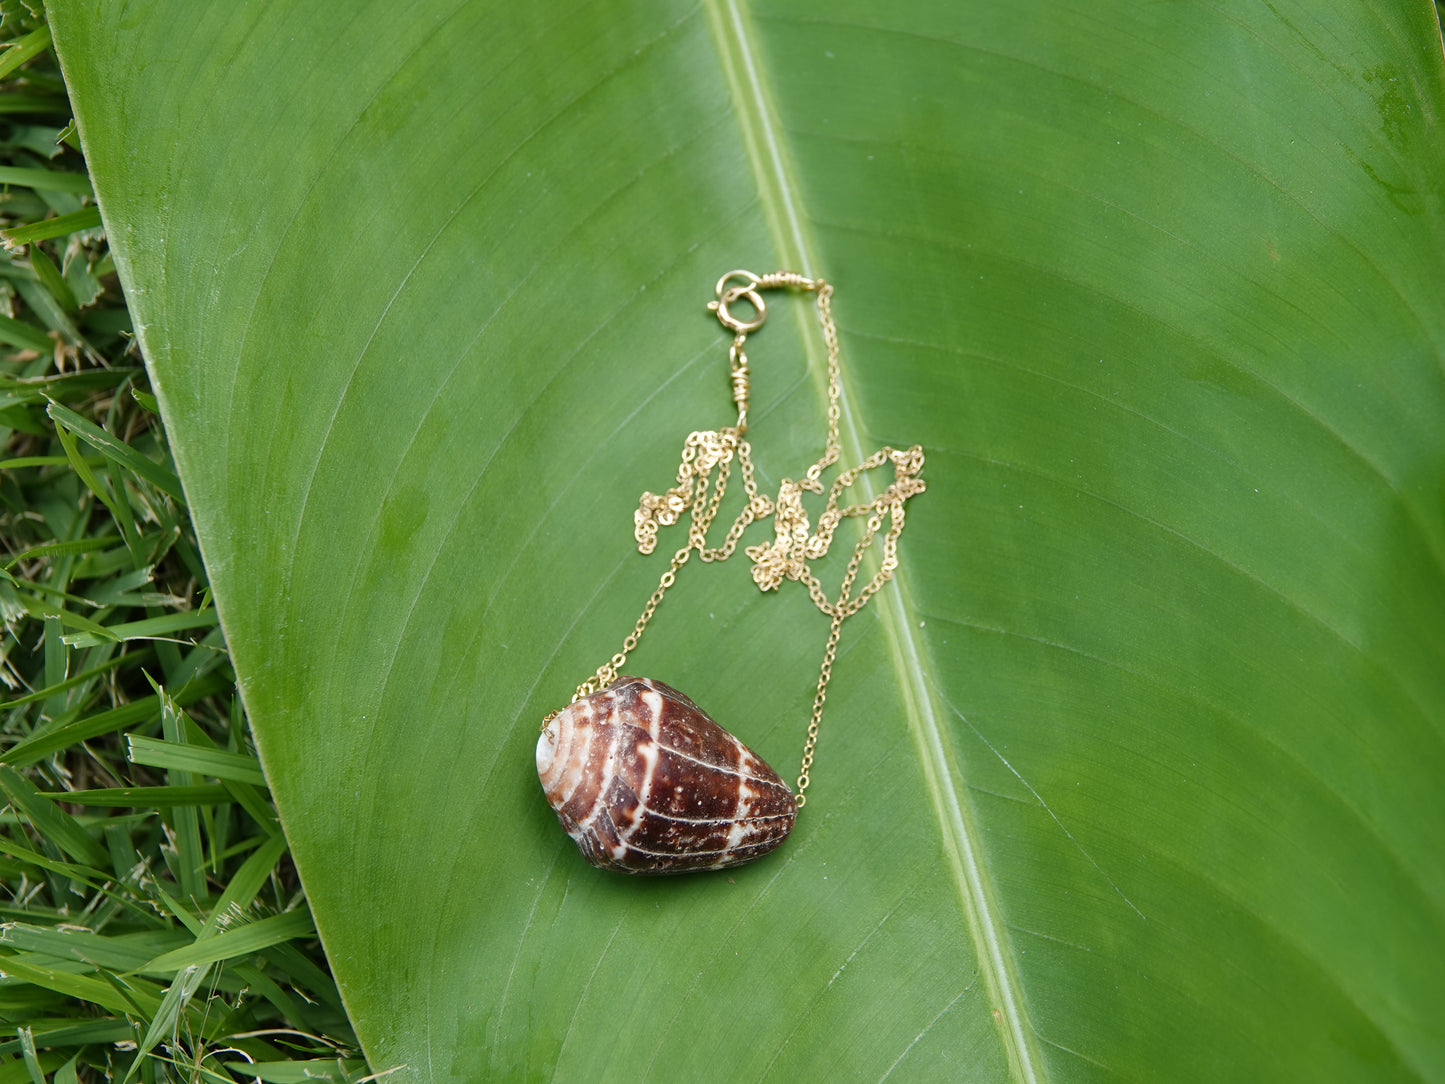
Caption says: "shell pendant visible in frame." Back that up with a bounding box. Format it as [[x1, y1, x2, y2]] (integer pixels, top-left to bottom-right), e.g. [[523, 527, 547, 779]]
[[537, 676, 796, 874]]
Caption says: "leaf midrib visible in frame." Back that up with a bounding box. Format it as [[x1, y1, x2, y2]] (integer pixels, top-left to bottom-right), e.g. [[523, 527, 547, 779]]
[[702, 3, 1040, 1079]]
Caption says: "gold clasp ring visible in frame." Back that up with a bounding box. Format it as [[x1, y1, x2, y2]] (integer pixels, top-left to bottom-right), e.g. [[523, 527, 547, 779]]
[[708, 269, 767, 333]]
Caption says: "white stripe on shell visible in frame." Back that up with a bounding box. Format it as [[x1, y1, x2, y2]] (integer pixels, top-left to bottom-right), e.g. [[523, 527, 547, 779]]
[[579, 695, 625, 832]]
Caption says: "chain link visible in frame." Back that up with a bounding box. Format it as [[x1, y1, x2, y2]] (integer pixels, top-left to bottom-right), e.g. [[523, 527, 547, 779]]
[[570, 271, 926, 811]]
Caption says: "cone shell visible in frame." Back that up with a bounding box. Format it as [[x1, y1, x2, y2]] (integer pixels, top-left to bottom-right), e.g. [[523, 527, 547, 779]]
[[537, 676, 796, 874]]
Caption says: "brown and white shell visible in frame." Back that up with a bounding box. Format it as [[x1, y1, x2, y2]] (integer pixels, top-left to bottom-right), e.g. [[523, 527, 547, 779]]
[[536, 676, 796, 874]]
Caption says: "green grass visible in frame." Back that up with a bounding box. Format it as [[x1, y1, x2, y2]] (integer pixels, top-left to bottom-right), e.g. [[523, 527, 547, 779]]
[[1, 11, 364, 1081]]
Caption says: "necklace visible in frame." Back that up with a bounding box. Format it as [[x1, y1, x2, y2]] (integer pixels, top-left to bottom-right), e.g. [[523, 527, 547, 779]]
[[537, 271, 926, 875]]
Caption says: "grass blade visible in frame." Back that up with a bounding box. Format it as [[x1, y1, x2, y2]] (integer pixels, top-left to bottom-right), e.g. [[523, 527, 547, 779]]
[[45, 399, 185, 502], [29, 247, 79, 312], [0, 205, 102, 249], [155, 685, 203, 901], [126, 736, 266, 786], [0, 312, 53, 353], [0, 956, 162, 1017], [142, 910, 316, 974], [204, 830, 289, 933], [0, 24, 51, 80], [16, 1026, 45, 1084], [49, 784, 231, 807], [221, 1059, 369, 1083], [120, 963, 209, 1084], [3, 536, 124, 569], [60, 608, 218, 647], [0, 763, 108, 868], [0, 671, 230, 766], [0, 165, 92, 193]]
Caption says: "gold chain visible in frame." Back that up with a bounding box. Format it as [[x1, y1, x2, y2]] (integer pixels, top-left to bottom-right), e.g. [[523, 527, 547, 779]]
[[568, 270, 926, 809]]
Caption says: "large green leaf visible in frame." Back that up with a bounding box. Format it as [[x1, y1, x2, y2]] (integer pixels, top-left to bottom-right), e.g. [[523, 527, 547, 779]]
[[50, 0, 1445, 1078]]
